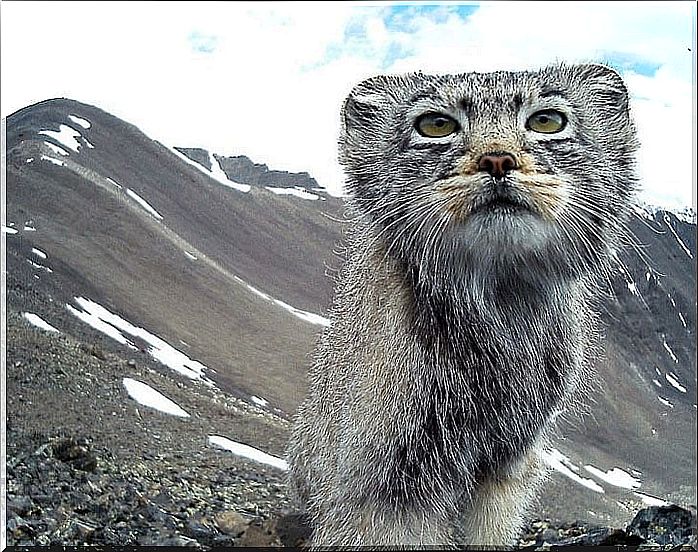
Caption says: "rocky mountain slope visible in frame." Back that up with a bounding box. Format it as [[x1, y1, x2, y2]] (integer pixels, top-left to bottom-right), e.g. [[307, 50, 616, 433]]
[[3, 97, 696, 546]]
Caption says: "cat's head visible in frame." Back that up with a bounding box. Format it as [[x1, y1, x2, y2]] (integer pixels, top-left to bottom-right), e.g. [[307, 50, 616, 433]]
[[339, 64, 639, 287]]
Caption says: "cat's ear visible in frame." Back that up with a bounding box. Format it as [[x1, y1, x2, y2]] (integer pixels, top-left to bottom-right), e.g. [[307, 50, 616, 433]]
[[341, 74, 418, 135], [341, 75, 396, 132], [576, 63, 630, 112]]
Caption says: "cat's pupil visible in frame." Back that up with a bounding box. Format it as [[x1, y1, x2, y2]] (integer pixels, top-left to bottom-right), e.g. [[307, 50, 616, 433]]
[[538, 115, 549, 123]]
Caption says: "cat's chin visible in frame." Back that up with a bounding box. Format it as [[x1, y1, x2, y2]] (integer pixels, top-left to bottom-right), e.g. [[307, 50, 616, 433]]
[[453, 207, 555, 258]]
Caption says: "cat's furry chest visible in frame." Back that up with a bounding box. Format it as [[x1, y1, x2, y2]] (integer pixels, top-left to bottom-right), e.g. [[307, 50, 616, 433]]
[[357, 270, 577, 511]]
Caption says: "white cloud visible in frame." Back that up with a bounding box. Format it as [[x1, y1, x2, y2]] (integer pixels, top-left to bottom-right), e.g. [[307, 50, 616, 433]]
[[1, 1, 694, 210]]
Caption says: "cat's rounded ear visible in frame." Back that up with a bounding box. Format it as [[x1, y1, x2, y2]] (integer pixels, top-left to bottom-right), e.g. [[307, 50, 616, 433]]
[[576, 63, 630, 112], [341, 75, 394, 131], [341, 74, 414, 133]]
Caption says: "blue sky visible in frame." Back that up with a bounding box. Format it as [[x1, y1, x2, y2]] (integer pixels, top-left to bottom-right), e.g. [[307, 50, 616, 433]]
[[317, 4, 482, 69], [602, 52, 663, 78], [382, 4, 480, 32], [1, 1, 695, 211]]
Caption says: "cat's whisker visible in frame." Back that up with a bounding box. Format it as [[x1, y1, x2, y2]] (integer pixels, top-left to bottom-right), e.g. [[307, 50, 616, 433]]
[[381, 194, 447, 269], [354, 193, 440, 271], [566, 194, 656, 274]]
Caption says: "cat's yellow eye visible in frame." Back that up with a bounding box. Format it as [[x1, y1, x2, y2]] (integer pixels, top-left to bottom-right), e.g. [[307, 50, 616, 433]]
[[415, 113, 459, 137], [526, 110, 567, 134]]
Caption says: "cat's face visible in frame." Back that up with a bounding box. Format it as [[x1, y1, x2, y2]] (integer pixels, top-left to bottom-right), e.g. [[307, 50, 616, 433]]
[[339, 64, 639, 284]]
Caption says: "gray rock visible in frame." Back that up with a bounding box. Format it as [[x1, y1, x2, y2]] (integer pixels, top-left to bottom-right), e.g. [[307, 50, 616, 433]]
[[7, 495, 34, 516], [627, 505, 696, 546], [214, 510, 250, 537]]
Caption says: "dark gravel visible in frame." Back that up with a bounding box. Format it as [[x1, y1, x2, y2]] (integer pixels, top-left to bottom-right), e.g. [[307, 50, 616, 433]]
[[5, 309, 696, 548], [5, 307, 296, 547]]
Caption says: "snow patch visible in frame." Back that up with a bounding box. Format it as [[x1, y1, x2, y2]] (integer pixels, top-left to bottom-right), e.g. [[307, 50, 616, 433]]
[[68, 114, 91, 129], [2, 225, 19, 235], [39, 124, 82, 152], [583, 465, 642, 489], [634, 201, 697, 226], [662, 337, 679, 363], [66, 297, 212, 382], [265, 186, 319, 200], [184, 251, 198, 261], [665, 373, 687, 393], [657, 396, 674, 408], [27, 259, 53, 273], [634, 492, 670, 507], [126, 189, 163, 220], [245, 284, 271, 301], [40, 155, 65, 167], [168, 147, 250, 192], [652, 379, 662, 388], [244, 282, 330, 326], [26, 158, 34, 163], [82, 137, 95, 149], [663, 214, 694, 258], [678, 312, 687, 328], [44, 141, 69, 156], [250, 395, 268, 407], [122, 378, 190, 418], [22, 312, 60, 333], [209, 152, 251, 193], [66, 303, 134, 347], [31, 247, 47, 259], [542, 448, 605, 494], [106, 177, 122, 190], [208, 435, 288, 470]]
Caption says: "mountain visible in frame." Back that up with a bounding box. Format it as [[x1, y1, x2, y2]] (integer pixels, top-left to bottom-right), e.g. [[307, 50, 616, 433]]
[[5, 98, 345, 416], [4, 98, 696, 544]]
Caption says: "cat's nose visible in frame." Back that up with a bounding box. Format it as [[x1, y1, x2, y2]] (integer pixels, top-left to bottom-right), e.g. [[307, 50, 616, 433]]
[[477, 152, 518, 178]]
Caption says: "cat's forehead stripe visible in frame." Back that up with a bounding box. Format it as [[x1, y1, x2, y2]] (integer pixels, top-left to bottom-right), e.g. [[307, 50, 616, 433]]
[[406, 72, 563, 107], [409, 90, 440, 103], [539, 87, 566, 99]]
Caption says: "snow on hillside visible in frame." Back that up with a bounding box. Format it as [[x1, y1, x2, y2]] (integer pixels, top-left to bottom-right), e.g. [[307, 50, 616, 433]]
[[208, 435, 288, 470], [22, 312, 60, 333], [41, 155, 65, 167], [66, 296, 213, 383], [542, 448, 674, 508], [168, 146, 251, 193], [68, 114, 91, 129], [122, 377, 191, 418], [242, 280, 330, 327], [543, 448, 605, 493], [125, 188, 163, 220], [583, 466, 642, 490], [39, 124, 83, 153], [634, 201, 697, 227], [265, 186, 321, 200]]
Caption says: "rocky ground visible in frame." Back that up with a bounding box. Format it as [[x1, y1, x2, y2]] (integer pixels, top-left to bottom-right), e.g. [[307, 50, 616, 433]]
[[5, 309, 696, 548]]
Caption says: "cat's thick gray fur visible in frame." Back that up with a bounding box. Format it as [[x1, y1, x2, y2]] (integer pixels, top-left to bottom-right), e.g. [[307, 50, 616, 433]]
[[286, 63, 639, 547]]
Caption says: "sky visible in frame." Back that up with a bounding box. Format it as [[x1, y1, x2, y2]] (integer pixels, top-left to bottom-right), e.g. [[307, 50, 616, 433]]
[[1, 1, 695, 211]]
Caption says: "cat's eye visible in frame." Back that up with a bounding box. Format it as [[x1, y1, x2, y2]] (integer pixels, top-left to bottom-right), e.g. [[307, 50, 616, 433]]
[[415, 113, 459, 137], [526, 110, 567, 134]]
